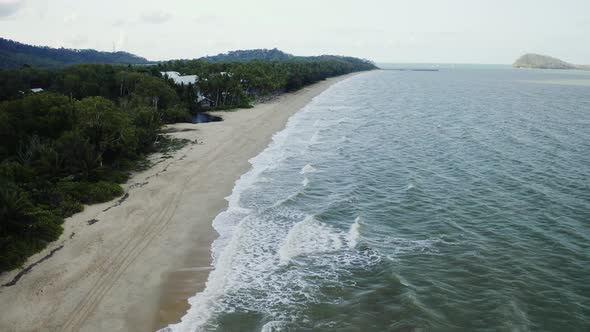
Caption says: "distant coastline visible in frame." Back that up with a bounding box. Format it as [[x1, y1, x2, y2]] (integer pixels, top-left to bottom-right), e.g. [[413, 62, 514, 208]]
[[382, 68, 439, 72]]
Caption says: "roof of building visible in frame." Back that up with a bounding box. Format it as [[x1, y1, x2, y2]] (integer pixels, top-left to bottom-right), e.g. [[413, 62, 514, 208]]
[[160, 71, 198, 85]]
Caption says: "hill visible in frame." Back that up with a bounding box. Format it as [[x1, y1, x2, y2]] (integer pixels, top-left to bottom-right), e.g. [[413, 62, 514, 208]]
[[0, 38, 150, 69], [200, 49, 376, 70], [200, 48, 293, 62], [513, 53, 588, 70]]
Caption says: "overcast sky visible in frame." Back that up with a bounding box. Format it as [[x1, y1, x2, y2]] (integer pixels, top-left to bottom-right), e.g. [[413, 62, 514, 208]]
[[1, 0, 589, 64]]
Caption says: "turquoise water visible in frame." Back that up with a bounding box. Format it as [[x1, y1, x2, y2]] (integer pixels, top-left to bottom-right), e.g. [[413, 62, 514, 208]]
[[167, 68, 590, 331]]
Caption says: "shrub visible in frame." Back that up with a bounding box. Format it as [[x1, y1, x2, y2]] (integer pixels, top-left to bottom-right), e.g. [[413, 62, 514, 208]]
[[85, 181, 124, 203], [160, 105, 191, 124], [57, 180, 123, 205], [0, 181, 63, 270], [0, 161, 34, 183]]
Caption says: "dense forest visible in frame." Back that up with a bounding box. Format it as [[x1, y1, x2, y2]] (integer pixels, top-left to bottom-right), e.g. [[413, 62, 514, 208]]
[[0, 38, 150, 69], [0, 50, 377, 272], [201, 48, 294, 62]]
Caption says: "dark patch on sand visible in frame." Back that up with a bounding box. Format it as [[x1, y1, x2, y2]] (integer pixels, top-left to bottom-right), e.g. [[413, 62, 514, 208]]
[[2, 245, 65, 287], [103, 193, 130, 212]]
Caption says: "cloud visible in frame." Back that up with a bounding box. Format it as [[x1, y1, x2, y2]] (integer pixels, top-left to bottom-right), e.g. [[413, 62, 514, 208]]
[[140, 11, 171, 24], [68, 34, 88, 48], [0, 0, 25, 18], [195, 15, 219, 24], [115, 31, 127, 52], [63, 12, 79, 24], [36, 0, 47, 19], [113, 18, 128, 27]]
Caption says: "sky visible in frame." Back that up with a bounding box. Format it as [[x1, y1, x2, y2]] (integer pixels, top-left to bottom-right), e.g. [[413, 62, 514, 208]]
[[0, 0, 589, 64]]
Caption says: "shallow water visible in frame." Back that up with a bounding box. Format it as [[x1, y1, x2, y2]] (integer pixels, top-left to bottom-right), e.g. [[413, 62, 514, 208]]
[[192, 113, 223, 124], [166, 68, 590, 331]]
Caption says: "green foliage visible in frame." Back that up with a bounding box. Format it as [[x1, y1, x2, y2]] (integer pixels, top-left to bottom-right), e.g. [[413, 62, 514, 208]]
[[76, 97, 135, 164], [0, 49, 375, 272], [0, 37, 149, 70], [160, 105, 192, 124], [0, 93, 73, 159], [0, 161, 34, 183], [201, 48, 293, 62], [132, 75, 179, 110], [57, 181, 123, 205], [159, 55, 376, 106], [130, 106, 162, 151], [0, 180, 63, 271]]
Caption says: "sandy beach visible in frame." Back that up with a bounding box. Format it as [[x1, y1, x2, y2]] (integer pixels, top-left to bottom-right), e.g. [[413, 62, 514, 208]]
[[0, 73, 359, 332]]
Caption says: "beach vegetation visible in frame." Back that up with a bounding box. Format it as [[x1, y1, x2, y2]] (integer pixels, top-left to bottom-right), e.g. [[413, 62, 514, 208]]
[[0, 54, 376, 272]]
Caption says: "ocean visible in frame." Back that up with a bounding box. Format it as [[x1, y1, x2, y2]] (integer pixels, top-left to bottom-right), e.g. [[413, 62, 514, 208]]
[[165, 68, 590, 331]]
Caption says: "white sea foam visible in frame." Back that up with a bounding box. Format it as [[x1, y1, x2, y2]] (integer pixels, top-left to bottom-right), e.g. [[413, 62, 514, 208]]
[[260, 321, 288, 332], [163, 103, 312, 332], [278, 215, 343, 264], [300, 164, 316, 174], [302, 177, 309, 187], [337, 117, 353, 124], [310, 130, 321, 144], [346, 217, 362, 248], [163, 75, 371, 332]]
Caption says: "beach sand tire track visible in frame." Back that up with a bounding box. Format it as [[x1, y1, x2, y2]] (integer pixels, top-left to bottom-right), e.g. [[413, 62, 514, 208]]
[[60, 180, 190, 332], [62, 133, 250, 331]]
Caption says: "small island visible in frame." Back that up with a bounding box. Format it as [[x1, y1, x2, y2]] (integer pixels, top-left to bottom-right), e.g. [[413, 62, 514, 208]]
[[513, 53, 589, 70]]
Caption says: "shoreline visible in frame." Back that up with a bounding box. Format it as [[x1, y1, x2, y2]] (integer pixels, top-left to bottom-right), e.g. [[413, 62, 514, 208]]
[[0, 72, 362, 332]]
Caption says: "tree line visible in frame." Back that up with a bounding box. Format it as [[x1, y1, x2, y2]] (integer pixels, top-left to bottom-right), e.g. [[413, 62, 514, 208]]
[[200, 48, 293, 62], [0, 56, 376, 272], [0, 37, 150, 70]]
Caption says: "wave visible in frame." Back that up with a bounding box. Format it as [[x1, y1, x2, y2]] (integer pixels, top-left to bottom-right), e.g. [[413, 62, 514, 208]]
[[260, 321, 288, 332], [300, 163, 316, 174], [346, 217, 362, 248], [278, 215, 343, 264], [365, 236, 449, 262], [337, 116, 354, 124], [162, 75, 383, 331], [162, 99, 316, 332], [302, 176, 309, 187], [310, 130, 321, 144]]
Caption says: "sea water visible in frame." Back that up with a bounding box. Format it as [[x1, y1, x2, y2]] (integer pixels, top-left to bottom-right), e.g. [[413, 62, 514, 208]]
[[165, 68, 590, 331]]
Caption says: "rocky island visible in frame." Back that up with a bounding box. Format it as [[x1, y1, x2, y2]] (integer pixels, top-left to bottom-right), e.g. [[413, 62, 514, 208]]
[[513, 53, 589, 70]]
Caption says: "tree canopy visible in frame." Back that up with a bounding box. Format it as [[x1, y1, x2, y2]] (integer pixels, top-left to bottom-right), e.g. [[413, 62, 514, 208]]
[[0, 38, 150, 70]]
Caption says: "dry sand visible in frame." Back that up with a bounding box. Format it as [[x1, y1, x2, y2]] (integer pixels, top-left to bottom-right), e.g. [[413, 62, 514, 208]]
[[0, 73, 360, 332]]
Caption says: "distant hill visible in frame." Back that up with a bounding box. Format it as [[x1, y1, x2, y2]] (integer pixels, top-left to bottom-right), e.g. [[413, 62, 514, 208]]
[[513, 53, 588, 70], [200, 48, 294, 62], [0, 38, 150, 69], [200, 49, 376, 70]]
